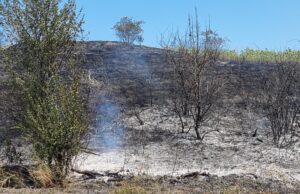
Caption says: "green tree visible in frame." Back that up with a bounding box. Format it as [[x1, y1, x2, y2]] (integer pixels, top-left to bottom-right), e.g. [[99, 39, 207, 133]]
[[113, 16, 144, 45], [0, 0, 88, 181]]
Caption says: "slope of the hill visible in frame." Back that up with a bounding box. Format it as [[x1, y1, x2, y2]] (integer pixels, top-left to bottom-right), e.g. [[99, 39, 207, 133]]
[[0, 41, 299, 193], [75, 41, 300, 192]]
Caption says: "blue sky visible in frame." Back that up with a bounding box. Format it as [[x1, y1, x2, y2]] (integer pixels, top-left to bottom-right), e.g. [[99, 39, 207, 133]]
[[75, 0, 300, 50]]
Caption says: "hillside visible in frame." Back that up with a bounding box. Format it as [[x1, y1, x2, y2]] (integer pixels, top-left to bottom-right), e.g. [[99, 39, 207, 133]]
[[79, 41, 300, 192], [0, 41, 299, 193]]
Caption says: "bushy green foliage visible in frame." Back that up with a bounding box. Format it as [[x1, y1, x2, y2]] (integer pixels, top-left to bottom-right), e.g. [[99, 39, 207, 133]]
[[23, 75, 88, 177], [0, 0, 88, 181]]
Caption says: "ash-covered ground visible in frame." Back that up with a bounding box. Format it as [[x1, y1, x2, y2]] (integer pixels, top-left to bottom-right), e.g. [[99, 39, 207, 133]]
[[1, 41, 299, 192], [73, 41, 300, 191], [75, 104, 300, 187]]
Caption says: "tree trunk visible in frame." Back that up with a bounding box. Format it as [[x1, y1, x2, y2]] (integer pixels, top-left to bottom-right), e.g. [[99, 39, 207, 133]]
[[195, 126, 201, 140]]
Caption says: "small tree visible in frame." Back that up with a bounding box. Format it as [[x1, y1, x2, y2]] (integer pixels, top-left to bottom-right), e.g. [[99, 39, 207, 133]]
[[113, 16, 144, 45], [162, 12, 225, 140], [0, 0, 88, 181], [257, 60, 300, 147], [237, 52, 300, 148]]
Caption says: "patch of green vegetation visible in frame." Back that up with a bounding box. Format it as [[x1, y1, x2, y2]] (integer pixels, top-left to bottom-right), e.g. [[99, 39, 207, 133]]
[[221, 48, 300, 63]]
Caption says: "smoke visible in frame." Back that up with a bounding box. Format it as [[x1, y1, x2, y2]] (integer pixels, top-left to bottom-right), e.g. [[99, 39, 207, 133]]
[[86, 41, 166, 151], [89, 96, 124, 151]]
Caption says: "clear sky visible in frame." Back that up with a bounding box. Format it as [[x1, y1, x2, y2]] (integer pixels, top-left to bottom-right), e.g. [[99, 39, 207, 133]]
[[75, 0, 300, 50]]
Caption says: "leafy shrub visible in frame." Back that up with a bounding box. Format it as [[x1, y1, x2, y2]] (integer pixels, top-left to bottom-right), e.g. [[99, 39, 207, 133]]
[[0, 0, 89, 182]]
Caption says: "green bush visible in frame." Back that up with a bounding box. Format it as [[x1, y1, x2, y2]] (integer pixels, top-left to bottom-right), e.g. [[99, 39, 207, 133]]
[[0, 0, 88, 182]]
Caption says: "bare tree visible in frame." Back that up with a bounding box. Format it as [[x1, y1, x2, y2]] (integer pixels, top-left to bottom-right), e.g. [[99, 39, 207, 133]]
[[162, 12, 225, 140], [257, 60, 300, 147]]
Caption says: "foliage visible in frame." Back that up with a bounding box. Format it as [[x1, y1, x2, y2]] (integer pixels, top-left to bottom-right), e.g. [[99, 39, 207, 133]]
[[221, 48, 300, 64], [0, 0, 88, 181], [113, 16, 144, 45]]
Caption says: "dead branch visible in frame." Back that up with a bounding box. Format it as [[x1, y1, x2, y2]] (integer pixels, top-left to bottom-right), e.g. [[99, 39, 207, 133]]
[[71, 168, 124, 181], [134, 112, 144, 125], [71, 168, 104, 179]]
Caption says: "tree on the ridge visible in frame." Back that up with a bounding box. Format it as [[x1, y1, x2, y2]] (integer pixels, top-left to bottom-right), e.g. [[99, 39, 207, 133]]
[[113, 16, 144, 45]]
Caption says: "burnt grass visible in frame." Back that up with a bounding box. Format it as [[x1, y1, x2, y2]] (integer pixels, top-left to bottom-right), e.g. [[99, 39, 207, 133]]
[[0, 41, 299, 193]]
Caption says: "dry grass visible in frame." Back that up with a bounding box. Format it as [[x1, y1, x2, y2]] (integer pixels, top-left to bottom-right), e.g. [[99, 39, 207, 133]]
[[30, 164, 54, 188], [221, 185, 241, 194], [0, 164, 56, 189], [0, 167, 26, 188], [110, 184, 147, 194], [0, 176, 297, 194], [107, 176, 299, 194], [0, 169, 298, 193]]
